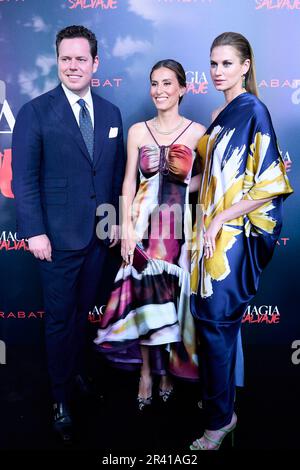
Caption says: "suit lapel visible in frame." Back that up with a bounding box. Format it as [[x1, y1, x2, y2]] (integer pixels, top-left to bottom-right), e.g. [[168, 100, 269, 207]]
[[92, 93, 107, 166], [49, 85, 92, 164]]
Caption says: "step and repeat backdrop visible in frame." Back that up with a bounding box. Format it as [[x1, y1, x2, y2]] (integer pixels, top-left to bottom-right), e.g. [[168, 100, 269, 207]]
[[0, 1, 299, 370]]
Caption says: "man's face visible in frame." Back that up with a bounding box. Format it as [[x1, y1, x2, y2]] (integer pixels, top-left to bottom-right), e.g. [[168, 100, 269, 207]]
[[57, 37, 99, 97]]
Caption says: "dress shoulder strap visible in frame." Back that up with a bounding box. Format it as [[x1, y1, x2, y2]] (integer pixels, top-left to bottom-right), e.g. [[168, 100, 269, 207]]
[[144, 120, 194, 147], [144, 121, 160, 147], [170, 121, 193, 145]]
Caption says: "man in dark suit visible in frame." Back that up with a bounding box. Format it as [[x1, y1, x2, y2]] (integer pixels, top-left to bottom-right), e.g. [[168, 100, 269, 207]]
[[12, 25, 125, 442]]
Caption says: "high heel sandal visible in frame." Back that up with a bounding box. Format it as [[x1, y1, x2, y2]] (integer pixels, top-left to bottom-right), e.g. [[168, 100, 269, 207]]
[[159, 387, 174, 403], [137, 377, 152, 411], [189, 412, 237, 451], [137, 395, 152, 411]]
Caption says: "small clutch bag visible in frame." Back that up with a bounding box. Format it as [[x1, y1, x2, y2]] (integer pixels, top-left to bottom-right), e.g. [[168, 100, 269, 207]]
[[132, 244, 149, 272]]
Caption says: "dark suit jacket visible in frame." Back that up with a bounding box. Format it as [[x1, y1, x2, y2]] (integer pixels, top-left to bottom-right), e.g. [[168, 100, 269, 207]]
[[12, 85, 125, 250]]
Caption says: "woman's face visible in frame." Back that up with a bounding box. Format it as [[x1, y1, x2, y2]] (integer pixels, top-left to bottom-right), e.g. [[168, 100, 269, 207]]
[[210, 45, 250, 95], [150, 67, 185, 111]]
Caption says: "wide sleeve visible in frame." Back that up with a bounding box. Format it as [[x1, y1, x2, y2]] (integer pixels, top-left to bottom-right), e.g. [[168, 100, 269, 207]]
[[196, 133, 209, 175], [243, 106, 293, 202]]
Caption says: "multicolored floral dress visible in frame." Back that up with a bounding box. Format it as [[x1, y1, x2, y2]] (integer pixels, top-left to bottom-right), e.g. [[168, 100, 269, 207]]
[[94, 122, 198, 379]]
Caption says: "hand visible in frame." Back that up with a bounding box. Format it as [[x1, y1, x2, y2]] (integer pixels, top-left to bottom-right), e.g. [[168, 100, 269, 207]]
[[28, 234, 52, 261], [203, 216, 223, 259], [121, 224, 137, 265], [109, 225, 120, 248]]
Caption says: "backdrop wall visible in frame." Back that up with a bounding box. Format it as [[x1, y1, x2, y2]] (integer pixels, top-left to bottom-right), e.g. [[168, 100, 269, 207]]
[[0, 0, 299, 374]]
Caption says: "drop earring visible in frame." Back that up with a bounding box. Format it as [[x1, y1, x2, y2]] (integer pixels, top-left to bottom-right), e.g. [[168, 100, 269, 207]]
[[242, 75, 246, 88]]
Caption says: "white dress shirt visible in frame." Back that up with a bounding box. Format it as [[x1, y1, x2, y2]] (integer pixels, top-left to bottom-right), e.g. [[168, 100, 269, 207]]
[[61, 83, 95, 129]]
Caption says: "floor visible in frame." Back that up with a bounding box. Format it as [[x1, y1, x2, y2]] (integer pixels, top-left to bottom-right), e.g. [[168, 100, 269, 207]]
[[0, 341, 298, 463]]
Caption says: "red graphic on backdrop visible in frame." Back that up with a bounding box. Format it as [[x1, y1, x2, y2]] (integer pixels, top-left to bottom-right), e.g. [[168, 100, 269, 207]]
[[67, 0, 118, 9], [91, 78, 123, 88], [157, 0, 213, 3], [88, 305, 105, 323], [186, 71, 209, 95], [186, 82, 208, 95], [0, 232, 29, 251], [242, 305, 280, 324], [0, 311, 44, 320], [256, 0, 300, 10], [276, 237, 290, 246], [0, 149, 14, 199], [0, 240, 29, 251], [282, 151, 292, 172], [258, 79, 300, 88]]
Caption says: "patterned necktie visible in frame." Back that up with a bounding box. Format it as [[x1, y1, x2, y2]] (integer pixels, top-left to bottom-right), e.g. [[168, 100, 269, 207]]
[[78, 98, 94, 160]]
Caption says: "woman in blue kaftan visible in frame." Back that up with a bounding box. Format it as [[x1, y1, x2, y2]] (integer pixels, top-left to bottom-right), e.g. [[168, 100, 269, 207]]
[[190, 32, 293, 451]]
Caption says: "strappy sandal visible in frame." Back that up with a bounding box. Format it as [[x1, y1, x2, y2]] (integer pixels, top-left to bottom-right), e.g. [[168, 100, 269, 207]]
[[189, 413, 237, 450], [159, 387, 174, 403]]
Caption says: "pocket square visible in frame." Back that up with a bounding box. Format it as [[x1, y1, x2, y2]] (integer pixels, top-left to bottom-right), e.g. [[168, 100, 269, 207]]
[[109, 127, 118, 138]]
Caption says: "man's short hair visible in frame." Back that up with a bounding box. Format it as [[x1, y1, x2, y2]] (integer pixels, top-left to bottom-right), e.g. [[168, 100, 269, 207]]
[[56, 25, 98, 59]]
